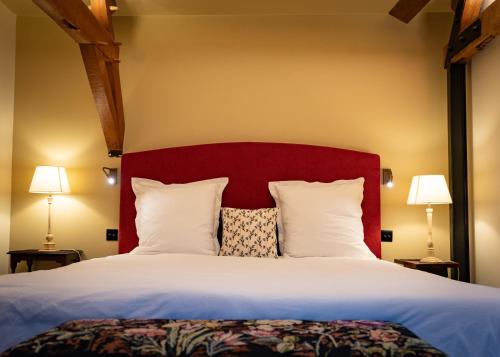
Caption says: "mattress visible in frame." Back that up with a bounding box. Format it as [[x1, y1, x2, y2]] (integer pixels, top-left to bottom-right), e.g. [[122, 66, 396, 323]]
[[0, 254, 499, 356]]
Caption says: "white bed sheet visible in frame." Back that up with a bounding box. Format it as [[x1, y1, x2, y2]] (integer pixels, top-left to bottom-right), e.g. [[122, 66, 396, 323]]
[[0, 253, 499, 356]]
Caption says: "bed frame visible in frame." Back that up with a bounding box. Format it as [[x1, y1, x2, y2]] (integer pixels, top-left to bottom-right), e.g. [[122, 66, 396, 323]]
[[119, 142, 381, 257]]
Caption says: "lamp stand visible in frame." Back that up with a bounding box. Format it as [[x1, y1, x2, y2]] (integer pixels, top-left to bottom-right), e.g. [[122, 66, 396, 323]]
[[420, 204, 442, 262], [40, 194, 57, 251]]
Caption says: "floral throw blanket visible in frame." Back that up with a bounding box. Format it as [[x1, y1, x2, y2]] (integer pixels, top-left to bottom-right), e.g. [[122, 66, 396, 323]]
[[2, 319, 447, 357]]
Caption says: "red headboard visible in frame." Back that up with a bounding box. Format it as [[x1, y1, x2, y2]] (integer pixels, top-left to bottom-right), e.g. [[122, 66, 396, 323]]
[[119, 142, 381, 257]]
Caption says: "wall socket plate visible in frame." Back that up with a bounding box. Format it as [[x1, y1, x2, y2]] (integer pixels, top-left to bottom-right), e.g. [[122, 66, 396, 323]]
[[381, 230, 393, 242], [106, 229, 118, 241]]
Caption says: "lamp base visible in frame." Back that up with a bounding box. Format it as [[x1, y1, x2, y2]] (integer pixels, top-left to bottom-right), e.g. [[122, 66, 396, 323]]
[[420, 256, 443, 263], [39, 247, 58, 252], [40, 233, 57, 251]]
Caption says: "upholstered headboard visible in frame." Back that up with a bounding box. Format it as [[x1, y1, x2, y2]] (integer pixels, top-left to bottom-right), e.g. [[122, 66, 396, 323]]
[[119, 142, 381, 257]]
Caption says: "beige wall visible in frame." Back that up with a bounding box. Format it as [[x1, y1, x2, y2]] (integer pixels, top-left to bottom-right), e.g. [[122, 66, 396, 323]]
[[0, 2, 16, 274], [11, 13, 452, 265], [11, 16, 120, 264], [470, 38, 500, 288]]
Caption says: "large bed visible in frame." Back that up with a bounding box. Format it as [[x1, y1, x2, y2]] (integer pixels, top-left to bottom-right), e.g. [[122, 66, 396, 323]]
[[1, 143, 499, 356]]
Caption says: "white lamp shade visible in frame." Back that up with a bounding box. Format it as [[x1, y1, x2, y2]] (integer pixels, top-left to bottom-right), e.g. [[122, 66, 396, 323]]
[[407, 175, 452, 205], [29, 166, 71, 194]]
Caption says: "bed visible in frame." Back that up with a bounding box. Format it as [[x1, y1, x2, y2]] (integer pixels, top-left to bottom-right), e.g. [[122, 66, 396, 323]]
[[1, 142, 500, 357]]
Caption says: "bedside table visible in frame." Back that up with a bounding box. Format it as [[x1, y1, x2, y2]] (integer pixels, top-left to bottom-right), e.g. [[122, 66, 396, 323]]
[[394, 259, 459, 279], [8, 250, 83, 273]]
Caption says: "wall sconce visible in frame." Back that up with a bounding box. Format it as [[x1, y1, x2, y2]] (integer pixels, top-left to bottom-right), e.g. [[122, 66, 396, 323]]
[[381, 168, 394, 188], [102, 167, 118, 185]]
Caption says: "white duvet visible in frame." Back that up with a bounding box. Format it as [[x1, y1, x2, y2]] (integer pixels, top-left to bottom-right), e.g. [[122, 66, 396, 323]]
[[1, 254, 499, 356]]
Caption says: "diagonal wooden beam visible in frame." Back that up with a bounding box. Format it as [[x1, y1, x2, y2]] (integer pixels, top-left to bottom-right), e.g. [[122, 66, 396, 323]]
[[80, 44, 123, 153], [33, 0, 125, 156], [389, 0, 431, 23], [33, 0, 118, 61], [107, 60, 125, 153]]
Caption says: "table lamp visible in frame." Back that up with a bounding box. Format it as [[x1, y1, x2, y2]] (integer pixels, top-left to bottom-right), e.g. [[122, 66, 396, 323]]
[[407, 175, 452, 262], [29, 166, 71, 251]]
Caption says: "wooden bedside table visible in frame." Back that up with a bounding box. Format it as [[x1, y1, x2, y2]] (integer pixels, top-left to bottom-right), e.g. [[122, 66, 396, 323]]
[[394, 258, 460, 279], [8, 250, 83, 273]]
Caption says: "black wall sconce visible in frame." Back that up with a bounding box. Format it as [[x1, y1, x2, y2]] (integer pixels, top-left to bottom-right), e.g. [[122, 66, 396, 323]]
[[102, 167, 118, 185], [381, 168, 394, 188]]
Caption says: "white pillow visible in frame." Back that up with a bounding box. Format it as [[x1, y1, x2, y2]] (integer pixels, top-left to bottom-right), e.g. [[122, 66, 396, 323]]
[[131, 177, 228, 255], [268, 178, 375, 259]]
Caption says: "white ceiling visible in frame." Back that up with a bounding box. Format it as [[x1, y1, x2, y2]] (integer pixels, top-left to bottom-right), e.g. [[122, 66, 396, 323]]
[[1, 0, 452, 16]]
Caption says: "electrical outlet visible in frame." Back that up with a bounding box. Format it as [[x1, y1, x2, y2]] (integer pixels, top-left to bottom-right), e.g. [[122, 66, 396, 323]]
[[106, 229, 118, 241], [381, 230, 393, 242]]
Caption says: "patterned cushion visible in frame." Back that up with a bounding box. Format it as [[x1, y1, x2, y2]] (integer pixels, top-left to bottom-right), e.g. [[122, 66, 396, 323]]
[[1, 319, 447, 357], [219, 207, 279, 258]]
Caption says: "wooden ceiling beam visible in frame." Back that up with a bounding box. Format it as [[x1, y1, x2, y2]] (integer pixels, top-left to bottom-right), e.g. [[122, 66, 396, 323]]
[[448, 0, 500, 65], [389, 0, 431, 23], [33, 0, 125, 157], [390, 0, 482, 26], [90, 0, 116, 37], [461, 0, 484, 31]]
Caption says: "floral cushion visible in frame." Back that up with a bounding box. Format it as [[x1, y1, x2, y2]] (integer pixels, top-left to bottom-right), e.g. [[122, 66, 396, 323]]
[[219, 207, 279, 258], [1, 319, 447, 357]]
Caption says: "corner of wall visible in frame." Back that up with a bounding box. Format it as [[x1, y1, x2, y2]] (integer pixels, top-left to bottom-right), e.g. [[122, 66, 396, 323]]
[[0, 3, 16, 274]]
